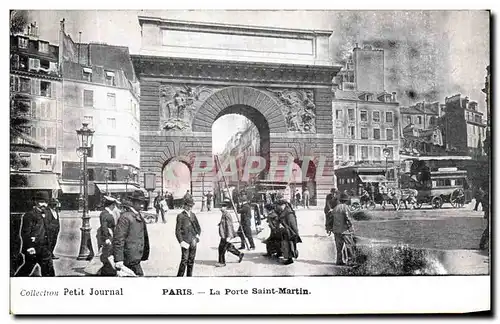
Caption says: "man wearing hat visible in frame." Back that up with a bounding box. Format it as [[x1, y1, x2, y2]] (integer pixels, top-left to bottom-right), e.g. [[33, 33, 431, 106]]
[[216, 207, 244, 267], [175, 196, 201, 276], [113, 191, 150, 276], [206, 190, 213, 211], [327, 193, 356, 266], [324, 188, 339, 217], [237, 195, 255, 250], [46, 197, 61, 260], [275, 198, 302, 265], [15, 191, 55, 277]]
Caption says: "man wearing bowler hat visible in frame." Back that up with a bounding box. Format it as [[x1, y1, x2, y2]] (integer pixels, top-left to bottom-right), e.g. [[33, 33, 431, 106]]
[[176, 196, 201, 277], [113, 190, 150, 276], [15, 191, 55, 277], [46, 197, 61, 260]]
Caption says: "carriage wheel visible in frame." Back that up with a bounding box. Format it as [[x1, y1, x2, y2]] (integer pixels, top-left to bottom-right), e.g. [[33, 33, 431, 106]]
[[432, 197, 443, 209], [351, 202, 361, 211]]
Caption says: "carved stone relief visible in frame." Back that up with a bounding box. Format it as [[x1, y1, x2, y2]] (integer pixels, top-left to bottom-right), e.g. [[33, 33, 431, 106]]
[[265, 89, 316, 133], [159, 84, 215, 131]]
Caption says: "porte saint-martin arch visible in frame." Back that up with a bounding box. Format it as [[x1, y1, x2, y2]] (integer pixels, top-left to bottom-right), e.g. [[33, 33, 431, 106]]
[[132, 16, 341, 207]]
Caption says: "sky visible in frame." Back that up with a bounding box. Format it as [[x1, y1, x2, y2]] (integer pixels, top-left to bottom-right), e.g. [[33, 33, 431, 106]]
[[25, 10, 490, 141]]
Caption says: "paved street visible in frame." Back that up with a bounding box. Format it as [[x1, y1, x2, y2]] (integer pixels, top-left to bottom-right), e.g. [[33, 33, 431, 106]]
[[51, 204, 489, 276]]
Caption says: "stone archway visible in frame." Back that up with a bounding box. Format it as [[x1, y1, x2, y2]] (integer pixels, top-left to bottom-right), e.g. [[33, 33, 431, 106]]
[[133, 55, 337, 209]]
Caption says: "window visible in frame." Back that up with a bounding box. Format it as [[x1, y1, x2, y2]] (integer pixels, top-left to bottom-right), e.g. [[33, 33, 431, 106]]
[[83, 115, 93, 128], [107, 145, 116, 159], [20, 77, 31, 93], [18, 37, 28, 49], [11, 54, 20, 69], [82, 68, 92, 82], [87, 169, 95, 181], [386, 128, 394, 140], [373, 128, 381, 140], [348, 145, 356, 160], [386, 111, 393, 123], [107, 93, 116, 109], [40, 154, 52, 171], [335, 127, 343, 137], [109, 169, 117, 181], [360, 110, 368, 122], [40, 59, 50, 70], [31, 79, 40, 95], [336, 144, 343, 158], [83, 90, 94, 107], [40, 81, 51, 97], [336, 109, 343, 120], [373, 111, 380, 123], [361, 146, 368, 160], [38, 41, 49, 53], [348, 109, 355, 121], [361, 128, 368, 139], [30, 100, 36, 118], [29, 58, 40, 71], [348, 126, 355, 139], [417, 116, 422, 124], [407, 116, 412, 124], [374, 147, 381, 161], [107, 118, 116, 129], [10, 76, 19, 92], [105, 71, 115, 86]]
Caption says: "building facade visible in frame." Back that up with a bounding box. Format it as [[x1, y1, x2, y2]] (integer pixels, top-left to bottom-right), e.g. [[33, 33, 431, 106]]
[[10, 21, 63, 211], [442, 94, 486, 157], [332, 45, 400, 181], [58, 21, 141, 208], [400, 101, 440, 130]]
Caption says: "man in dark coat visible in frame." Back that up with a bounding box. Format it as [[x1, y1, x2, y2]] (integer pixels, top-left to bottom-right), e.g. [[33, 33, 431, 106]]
[[216, 207, 244, 267], [263, 204, 282, 258], [327, 193, 356, 266], [176, 196, 201, 277], [113, 191, 150, 276], [46, 198, 61, 260], [474, 187, 485, 211], [275, 199, 302, 265], [206, 190, 213, 211], [324, 188, 339, 216], [479, 190, 490, 250], [14, 191, 55, 277], [237, 196, 255, 250]]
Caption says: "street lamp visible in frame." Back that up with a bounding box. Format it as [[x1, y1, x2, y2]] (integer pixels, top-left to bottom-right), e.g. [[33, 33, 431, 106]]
[[382, 146, 391, 181], [76, 122, 94, 260], [104, 168, 109, 195]]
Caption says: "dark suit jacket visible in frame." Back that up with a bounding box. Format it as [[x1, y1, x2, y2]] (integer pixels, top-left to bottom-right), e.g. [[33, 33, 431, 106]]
[[278, 206, 302, 243], [97, 209, 115, 247], [113, 209, 150, 264], [45, 208, 60, 249], [20, 208, 50, 255], [238, 203, 252, 223], [175, 210, 201, 245], [324, 194, 338, 215]]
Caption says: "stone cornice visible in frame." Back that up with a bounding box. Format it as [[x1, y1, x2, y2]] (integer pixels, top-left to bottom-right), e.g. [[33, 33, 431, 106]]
[[132, 55, 340, 86], [138, 16, 333, 38]]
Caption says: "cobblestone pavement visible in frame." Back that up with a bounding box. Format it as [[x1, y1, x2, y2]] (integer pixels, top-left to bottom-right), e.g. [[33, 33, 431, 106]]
[[51, 205, 489, 276]]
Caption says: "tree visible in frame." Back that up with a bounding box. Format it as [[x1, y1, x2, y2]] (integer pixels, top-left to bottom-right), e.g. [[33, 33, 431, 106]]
[[10, 10, 28, 35]]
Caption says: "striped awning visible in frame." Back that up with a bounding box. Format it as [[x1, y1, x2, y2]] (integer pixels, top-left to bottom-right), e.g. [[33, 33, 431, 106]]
[[10, 173, 60, 190]]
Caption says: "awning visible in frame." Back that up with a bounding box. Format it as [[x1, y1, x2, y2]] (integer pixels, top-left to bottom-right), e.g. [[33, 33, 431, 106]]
[[83, 67, 93, 74], [10, 173, 60, 190], [358, 174, 387, 183], [60, 183, 81, 194], [95, 183, 140, 193]]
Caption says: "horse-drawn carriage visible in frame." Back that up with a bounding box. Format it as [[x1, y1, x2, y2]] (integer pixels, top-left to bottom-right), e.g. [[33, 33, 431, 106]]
[[400, 168, 471, 209]]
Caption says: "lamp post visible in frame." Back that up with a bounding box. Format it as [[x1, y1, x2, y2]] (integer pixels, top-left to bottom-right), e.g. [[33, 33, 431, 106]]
[[104, 168, 109, 195], [76, 122, 94, 260], [382, 146, 391, 181]]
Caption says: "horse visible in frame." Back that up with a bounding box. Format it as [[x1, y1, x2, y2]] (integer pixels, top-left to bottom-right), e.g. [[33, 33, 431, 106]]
[[377, 188, 418, 210]]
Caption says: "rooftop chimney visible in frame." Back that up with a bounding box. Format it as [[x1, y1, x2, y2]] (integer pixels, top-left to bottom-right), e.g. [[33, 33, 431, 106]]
[[60, 18, 65, 33], [392, 91, 397, 102]]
